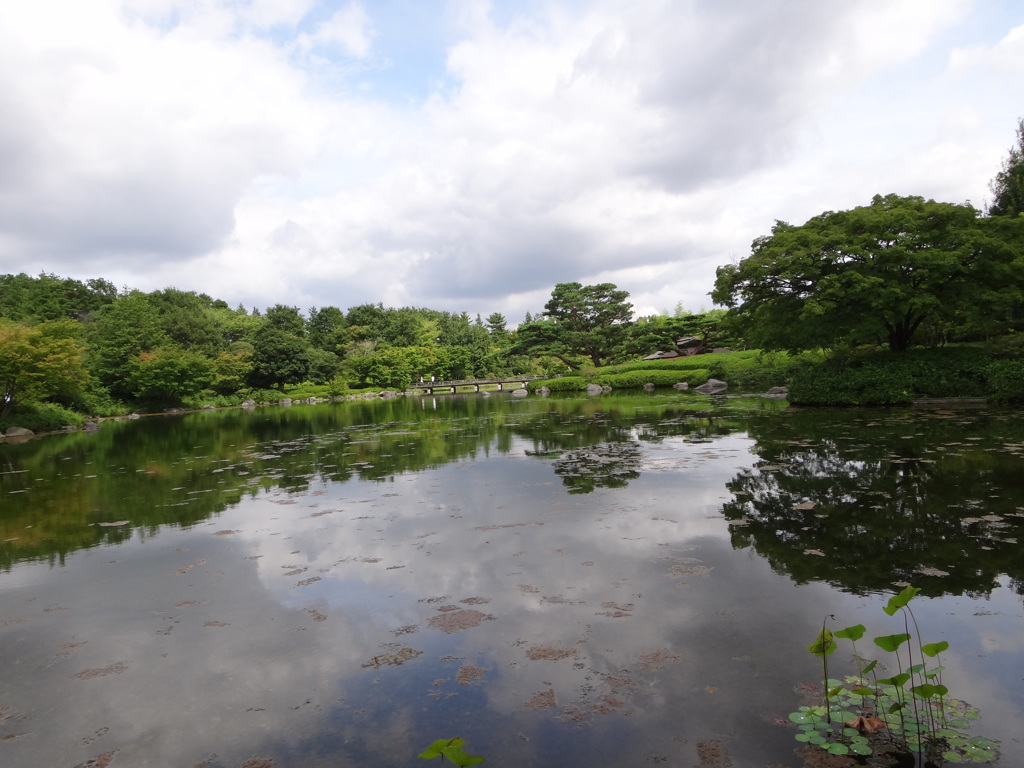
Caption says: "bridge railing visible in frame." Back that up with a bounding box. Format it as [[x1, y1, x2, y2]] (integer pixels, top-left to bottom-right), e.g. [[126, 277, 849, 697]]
[[406, 375, 547, 389]]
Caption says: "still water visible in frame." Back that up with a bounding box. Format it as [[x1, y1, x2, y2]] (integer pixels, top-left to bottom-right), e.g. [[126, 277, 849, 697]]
[[1, 393, 1022, 768]]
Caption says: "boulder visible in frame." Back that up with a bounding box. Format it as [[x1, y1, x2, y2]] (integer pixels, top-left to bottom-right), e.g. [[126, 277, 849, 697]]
[[694, 378, 728, 394], [379, 390, 399, 399], [642, 382, 656, 392], [536, 387, 550, 396], [585, 383, 604, 396], [673, 382, 689, 390], [765, 386, 789, 396], [83, 421, 101, 433], [279, 398, 292, 406], [4, 426, 34, 437], [512, 388, 529, 397], [241, 399, 256, 407]]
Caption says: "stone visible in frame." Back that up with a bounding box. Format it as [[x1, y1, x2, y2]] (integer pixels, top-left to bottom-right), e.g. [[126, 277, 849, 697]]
[[585, 383, 604, 396], [765, 386, 789, 396], [279, 398, 292, 406], [512, 388, 529, 397], [379, 390, 399, 399], [536, 387, 550, 396], [4, 426, 34, 437], [643, 383, 656, 391], [673, 382, 689, 390], [694, 378, 728, 394]]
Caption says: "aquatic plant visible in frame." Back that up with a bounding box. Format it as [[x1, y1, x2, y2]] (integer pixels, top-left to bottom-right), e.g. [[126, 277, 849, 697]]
[[790, 586, 1000, 765], [418, 737, 486, 766]]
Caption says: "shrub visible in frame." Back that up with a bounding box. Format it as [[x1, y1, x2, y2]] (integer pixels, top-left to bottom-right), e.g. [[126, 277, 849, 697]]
[[0, 402, 86, 433], [597, 369, 710, 388], [986, 360, 1024, 403], [525, 377, 588, 392], [181, 393, 247, 409]]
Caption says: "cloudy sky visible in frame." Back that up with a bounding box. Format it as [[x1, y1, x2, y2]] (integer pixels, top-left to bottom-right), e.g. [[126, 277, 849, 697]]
[[1, 0, 1022, 322]]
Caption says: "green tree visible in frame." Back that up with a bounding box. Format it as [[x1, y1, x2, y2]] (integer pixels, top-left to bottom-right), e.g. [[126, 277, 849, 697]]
[[485, 312, 508, 336], [712, 194, 1023, 353], [0, 273, 118, 322], [623, 309, 733, 357], [209, 350, 252, 395], [516, 282, 633, 368], [248, 324, 312, 390], [988, 117, 1024, 218], [128, 347, 214, 404], [86, 292, 169, 397], [0, 320, 88, 418], [348, 346, 416, 390], [264, 304, 307, 336], [307, 306, 347, 352], [146, 288, 224, 354]]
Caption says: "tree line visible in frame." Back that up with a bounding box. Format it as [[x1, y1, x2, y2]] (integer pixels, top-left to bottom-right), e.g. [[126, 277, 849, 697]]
[[0, 272, 729, 421]]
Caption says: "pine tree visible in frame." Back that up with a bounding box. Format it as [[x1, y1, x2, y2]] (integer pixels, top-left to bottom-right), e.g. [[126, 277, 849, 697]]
[[988, 117, 1024, 218]]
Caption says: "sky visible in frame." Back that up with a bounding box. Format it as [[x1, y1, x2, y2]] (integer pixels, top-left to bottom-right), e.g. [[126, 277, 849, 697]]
[[1, 0, 1022, 323]]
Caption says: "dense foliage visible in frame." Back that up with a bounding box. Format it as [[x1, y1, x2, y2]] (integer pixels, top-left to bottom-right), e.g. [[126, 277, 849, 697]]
[[713, 194, 1024, 352], [988, 117, 1024, 218], [1, 274, 733, 426]]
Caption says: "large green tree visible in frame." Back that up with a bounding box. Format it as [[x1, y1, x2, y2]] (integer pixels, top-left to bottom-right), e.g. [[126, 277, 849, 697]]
[[0, 320, 87, 418], [128, 347, 214, 404], [988, 117, 1024, 218], [712, 194, 1024, 352], [516, 282, 634, 368], [247, 324, 312, 390], [86, 292, 169, 396]]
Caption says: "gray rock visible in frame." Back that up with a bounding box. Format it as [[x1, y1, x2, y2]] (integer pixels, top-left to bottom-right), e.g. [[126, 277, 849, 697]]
[[512, 388, 529, 397], [586, 383, 604, 396], [673, 382, 689, 390], [241, 399, 256, 407], [643, 382, 656, 392], [536, 387, 550, 396], [4, 426, 34, 437], [379, 390, 399, 399], [694, 378, 728, 394], [279, 398, 292, 406], [765, 386, 789, 396], [83, 421, 101, 433]]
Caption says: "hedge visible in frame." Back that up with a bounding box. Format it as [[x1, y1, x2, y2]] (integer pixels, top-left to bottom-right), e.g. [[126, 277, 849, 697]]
[[596, 369, 710, 388]]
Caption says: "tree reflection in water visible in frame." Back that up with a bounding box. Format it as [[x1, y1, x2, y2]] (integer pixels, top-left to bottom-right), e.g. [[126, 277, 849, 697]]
[[721, 407, 1024, 597]]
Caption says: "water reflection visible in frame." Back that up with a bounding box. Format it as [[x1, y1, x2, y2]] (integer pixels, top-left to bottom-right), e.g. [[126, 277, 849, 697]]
[[0, 394, 770, 571], [1, 395, 1022, 768], [720, 407, 1024, 597]]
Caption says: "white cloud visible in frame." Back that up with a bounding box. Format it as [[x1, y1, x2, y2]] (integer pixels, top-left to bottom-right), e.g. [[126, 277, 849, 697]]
[[0, 0, 1020, 321], [296, 1, 374, 58]]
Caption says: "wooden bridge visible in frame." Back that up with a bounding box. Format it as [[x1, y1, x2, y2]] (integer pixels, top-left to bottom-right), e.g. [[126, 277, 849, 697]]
[[407, 375, 546, 394]]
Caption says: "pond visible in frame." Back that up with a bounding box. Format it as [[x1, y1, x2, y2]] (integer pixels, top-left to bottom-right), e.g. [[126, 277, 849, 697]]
[[1, 392, 1022, 768]]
